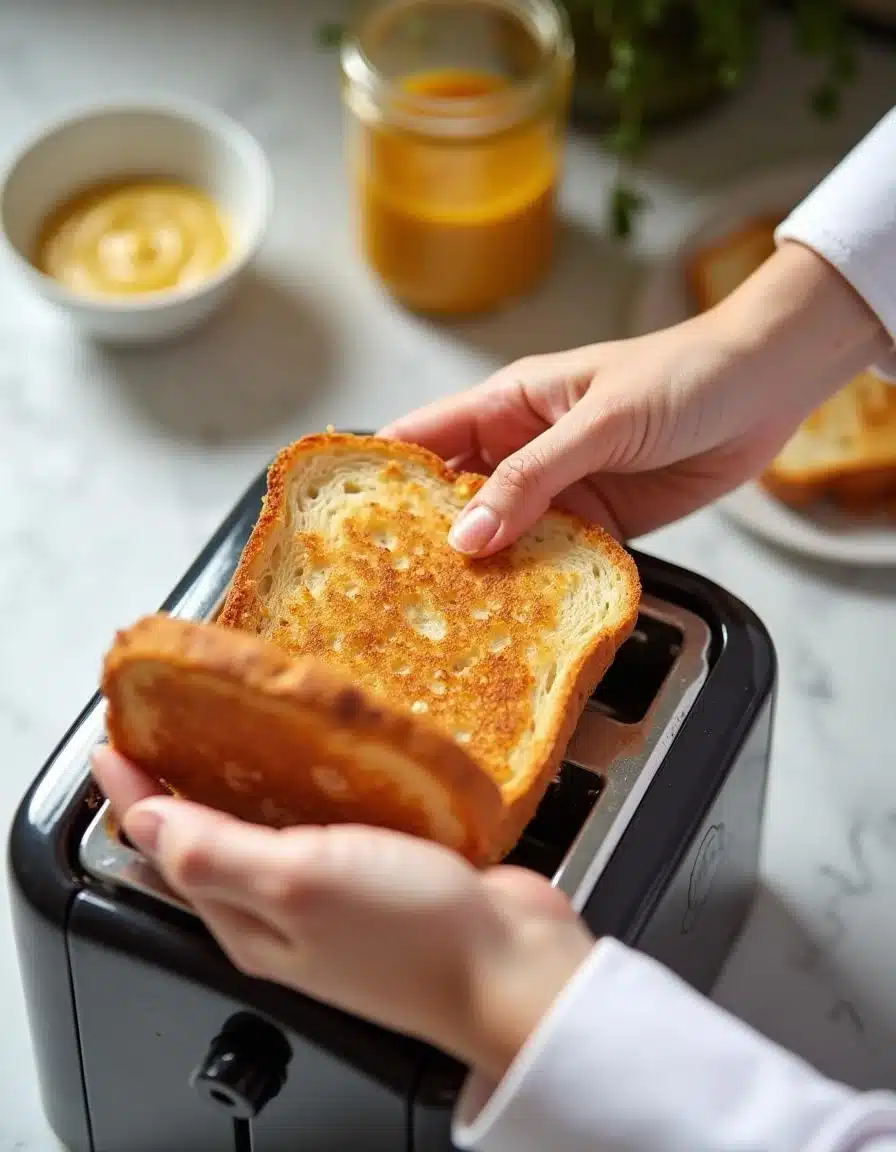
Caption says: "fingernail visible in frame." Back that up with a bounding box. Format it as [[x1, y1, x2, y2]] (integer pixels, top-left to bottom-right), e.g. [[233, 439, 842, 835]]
[[448, 505, 500, 554], [123, 806, 163, 857]]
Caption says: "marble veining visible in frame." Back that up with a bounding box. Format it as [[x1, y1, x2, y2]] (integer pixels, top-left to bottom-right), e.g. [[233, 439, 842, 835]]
[[1, 2, 895, 1147]]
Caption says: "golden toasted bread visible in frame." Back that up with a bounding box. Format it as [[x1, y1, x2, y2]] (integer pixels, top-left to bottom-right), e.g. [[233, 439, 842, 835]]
[[216, 432, 641, 858], [685, 215, 778, 313], [103, 614, 504, 866], [101, 434, 640, 862], [761, 372, 896, 512]]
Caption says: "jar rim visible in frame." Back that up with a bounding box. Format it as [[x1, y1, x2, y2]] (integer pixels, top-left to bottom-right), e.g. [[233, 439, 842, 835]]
[[341, 0, 573, 138]]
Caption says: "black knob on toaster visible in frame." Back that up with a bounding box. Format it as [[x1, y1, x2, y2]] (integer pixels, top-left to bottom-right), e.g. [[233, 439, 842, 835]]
[[190, 1012, 292, 1119]]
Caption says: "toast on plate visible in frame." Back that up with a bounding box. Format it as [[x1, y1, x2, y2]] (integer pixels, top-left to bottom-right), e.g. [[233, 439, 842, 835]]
[[101, 432, 639, 863], [761, 372, 896, 513], [687, 216, 896, 516]]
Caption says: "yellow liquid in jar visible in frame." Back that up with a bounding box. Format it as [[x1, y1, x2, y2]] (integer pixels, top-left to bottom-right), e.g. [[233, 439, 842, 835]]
[[355, 69, 560, 316], [35, 178, 231, 298]]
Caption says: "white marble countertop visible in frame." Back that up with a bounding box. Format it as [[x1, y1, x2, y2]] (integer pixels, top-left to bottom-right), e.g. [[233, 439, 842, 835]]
[[1, 2, 894, 1146]]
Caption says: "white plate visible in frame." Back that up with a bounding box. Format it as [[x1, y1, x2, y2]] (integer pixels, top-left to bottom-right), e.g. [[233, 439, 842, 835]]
[[718, 485, 896, 567], [628, 159, 896, 568]]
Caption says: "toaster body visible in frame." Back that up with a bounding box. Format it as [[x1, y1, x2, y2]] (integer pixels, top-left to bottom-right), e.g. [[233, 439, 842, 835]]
[[9, 463, 776, 1152]]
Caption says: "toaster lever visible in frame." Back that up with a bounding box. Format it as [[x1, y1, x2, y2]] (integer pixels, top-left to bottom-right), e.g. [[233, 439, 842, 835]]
[[190, 1012, 292, 1120]]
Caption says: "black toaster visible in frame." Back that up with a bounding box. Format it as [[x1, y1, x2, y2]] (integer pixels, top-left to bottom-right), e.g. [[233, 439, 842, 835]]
[[9, 453, 776, 1152]]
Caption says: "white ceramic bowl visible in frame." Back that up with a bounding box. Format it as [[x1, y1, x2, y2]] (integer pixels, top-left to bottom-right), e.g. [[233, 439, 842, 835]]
[[0, 99, 273, 344]]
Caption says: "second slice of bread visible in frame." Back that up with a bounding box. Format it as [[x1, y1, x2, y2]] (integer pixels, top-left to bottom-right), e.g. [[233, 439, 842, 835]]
[[103, 614, 505, 865]]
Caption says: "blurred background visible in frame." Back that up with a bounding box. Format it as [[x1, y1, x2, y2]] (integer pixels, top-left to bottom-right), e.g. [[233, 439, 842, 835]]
[[0, 1, 894, 1145]]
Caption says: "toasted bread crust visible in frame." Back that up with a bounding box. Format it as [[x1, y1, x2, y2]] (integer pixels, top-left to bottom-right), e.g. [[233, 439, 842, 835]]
[[761, 463, 896, 514], [103, 614, 505, 866], [492, 627, 630, 857], [218, 433, 640, 858]]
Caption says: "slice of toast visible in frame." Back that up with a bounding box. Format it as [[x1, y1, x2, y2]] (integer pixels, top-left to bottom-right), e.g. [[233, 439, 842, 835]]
[[761, 371, 896, 512], [685, 215, 779, 313], [215, 432, 641, 859], [103, 614, 505, 866], [101, 434, 640, 863]]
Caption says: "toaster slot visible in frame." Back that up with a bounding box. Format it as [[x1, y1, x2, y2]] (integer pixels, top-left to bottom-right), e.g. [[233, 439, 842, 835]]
[[589, 614, 682, 724], [506, 762, 603, 878], [551, 596, 713, 911]]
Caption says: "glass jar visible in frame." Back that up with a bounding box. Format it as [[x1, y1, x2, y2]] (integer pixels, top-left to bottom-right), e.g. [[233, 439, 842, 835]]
[[341, 0, 573, 317]]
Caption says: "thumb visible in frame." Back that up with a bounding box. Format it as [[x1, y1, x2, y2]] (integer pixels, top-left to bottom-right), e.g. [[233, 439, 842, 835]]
[[447, 402, 609, 557]]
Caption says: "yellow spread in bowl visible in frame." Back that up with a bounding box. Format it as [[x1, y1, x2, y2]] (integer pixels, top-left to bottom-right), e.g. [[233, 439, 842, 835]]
[[35, 178, 231, 299]]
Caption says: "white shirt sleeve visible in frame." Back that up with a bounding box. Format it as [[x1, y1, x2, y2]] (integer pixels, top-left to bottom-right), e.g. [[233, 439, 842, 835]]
[[774, 105, 896, 379], [452, 938, 896, 1152]]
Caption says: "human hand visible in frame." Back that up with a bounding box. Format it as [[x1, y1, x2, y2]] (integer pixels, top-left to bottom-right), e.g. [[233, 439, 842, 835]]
[[90, 746, 594, 1083], [382, 242, 888, 554]]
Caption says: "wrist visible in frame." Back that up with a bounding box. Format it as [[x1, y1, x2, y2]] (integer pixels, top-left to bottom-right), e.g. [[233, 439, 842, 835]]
[[712, 240, 890, 417], [452, 881, 595, 1083]]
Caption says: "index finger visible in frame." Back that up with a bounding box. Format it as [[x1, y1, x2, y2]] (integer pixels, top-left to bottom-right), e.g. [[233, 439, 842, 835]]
[[378, 385, 489, 462], [91, 745, 165, 820], [124, 796, 330, 917]]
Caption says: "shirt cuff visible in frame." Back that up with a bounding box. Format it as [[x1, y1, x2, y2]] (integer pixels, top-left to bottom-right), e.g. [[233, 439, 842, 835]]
[[805, 1094, 896, 1152], [774, 107, 896, 380], [452, 938, 856, 1152]]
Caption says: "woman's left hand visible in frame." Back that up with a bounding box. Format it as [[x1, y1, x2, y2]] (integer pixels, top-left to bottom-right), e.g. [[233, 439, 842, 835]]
[[91, 746, 594, 1082]]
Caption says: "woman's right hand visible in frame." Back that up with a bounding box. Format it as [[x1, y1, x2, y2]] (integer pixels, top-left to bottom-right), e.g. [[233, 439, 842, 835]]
[[382, 242, 889, 554]]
